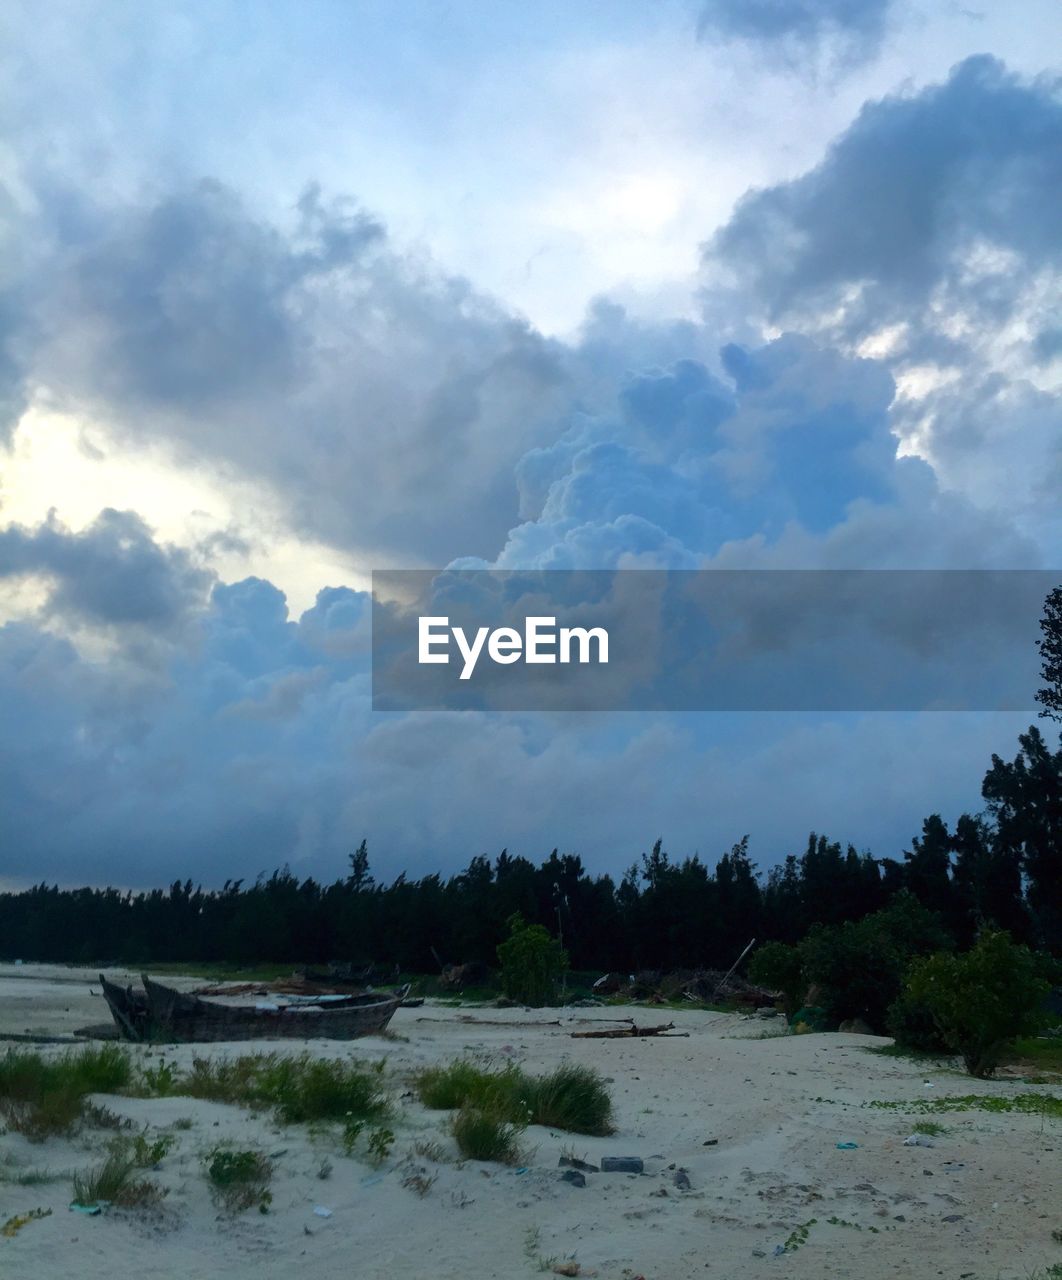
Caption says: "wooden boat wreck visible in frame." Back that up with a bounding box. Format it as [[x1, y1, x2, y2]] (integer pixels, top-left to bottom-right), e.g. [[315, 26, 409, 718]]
[[98, 973, 407, 1043]]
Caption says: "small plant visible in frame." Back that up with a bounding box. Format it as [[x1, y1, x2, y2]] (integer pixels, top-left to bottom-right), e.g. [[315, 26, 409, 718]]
[[401, 1165, 438, 1197], [129, 1129, 175, 1167], [451, 1104, 523, 1163], [205, 1147, 272, 1213], [367, 1126, 395, 1165], [316, 1158, 333, 1180], [341, 1116, 364, 1154], [905, 930, 1050, 1077], [141, 1060, 179, 1096], [411, 1138, 445, 1162], [172, 1116, 194, 1131], [783, 1218, 818, 1252]]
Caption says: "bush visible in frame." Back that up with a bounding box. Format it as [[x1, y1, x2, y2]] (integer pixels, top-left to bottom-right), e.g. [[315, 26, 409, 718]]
[[905, 930, 1049, 1077], [497, 914, 568, 1007], [451, 1105, 522, 1163], [748, 942, 804, 1018], [886, 991, 952, 1054], [799, 893, 950, 1031]]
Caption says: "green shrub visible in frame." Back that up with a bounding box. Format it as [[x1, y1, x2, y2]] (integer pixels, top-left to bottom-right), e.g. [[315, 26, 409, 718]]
[[748, 942, 804, 1018], [799, 893, 950, 1031], [905, 930, 1049, 1077], [414, 1059, 521, 1113], [451, 1105, 522, 1163], [497, 914, 568, 1007], [886, 991, 952, 1053], [205, 1147, 272, 1212]]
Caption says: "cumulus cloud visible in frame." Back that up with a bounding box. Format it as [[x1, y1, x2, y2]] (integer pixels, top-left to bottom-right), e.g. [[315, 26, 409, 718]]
[[15, 180, 573, 565]]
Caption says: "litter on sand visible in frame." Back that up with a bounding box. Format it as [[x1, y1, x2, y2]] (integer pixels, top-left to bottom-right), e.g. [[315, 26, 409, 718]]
[[835, 1141, 859, 1149]]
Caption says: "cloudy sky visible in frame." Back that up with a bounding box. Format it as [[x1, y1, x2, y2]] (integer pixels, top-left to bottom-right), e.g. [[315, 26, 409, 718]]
[[1, 0, 1060, 889]]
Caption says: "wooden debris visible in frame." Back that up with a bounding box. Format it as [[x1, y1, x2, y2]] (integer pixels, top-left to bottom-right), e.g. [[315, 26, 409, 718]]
[[571, 1019, 687, 1039]]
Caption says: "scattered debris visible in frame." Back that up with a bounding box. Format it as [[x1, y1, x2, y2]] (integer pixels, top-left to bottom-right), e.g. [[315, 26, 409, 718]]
[[903, 1135, 934, 1147], [835, 1142, 859, 1150], [559, 1155, 599, 1173], [312, 1205, 333, 1218], [601, 1157, 644, 1174], [673, 1169, 692, 1190], [559, 1169, 587, 1188]]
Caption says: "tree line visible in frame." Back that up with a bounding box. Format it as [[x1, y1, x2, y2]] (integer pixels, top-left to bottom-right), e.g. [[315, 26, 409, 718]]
[[1, 723, 1058, 970]]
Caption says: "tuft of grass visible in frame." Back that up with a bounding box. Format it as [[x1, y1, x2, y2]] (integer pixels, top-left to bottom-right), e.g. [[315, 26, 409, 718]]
[[72, 1149, 165, 1210], [524, 1064, 613, 1136], [911, 1120, 949, 1137], [451, 1104, 523, 1164], [0, 1045, 132, 1141], [414, 1058, 613, 1135]]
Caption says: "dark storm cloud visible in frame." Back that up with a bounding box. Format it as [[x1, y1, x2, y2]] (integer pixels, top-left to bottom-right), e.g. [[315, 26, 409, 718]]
[[0, 509, 213, 629]]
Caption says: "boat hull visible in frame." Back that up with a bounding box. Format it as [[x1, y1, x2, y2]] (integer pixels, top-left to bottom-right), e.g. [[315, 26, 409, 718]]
[[99, 973, 406, 1043]]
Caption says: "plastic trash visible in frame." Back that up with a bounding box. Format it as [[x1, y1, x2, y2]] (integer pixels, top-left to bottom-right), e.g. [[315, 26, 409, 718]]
[[312, 1205, 333, 1218], [835, 1141, 859, 1149], [68, 1203, 101, 1216], [903, 1134, 934, 1147], [559, 1169, 586, 1188], [601, 1156, 644, 1173]]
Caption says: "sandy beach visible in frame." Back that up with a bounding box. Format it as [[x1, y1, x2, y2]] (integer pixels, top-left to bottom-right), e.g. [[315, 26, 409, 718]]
[[0, 964, 1058, 1279]]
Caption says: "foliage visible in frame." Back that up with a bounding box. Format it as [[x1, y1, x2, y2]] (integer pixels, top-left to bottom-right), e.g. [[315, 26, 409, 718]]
[[205, 1147, 272, 1212], [748, 941, 804, 1017], [450, 1104, 523, 1163], [0, 1044, 131, 1141], [886, 990, 952, 1053], [521, 1063, 613, 1136], [799, 893, 950, 1031], [905, 930, 1050, 1077], [497, 914, 568, 1006], [148, 1051, 389, 1125], [1036, 584, 1062, 722], [72, 1148, 164, 1209], [866, 1091, 1062, 1118], [414, 1058, 612, 1135]]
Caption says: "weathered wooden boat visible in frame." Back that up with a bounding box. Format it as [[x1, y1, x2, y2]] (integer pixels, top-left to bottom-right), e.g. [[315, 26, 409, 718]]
[[98, 973, 407, 1043]]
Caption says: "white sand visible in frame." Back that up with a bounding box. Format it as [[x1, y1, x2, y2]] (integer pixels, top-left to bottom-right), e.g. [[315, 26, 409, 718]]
[[1, 964, 1059, 1279]]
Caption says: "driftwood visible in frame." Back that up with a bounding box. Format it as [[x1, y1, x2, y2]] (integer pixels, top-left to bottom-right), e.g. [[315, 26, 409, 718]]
[[571, 1019, 688, 1039]]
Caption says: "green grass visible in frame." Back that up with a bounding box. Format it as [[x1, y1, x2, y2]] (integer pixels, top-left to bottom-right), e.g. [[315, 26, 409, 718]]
[[165, 1051, 390, 1124], [0, 1045, 132, 1141], [911, 1120, 949, 1137], [451, 1104, 523, 1163], [414, 1058, 612, 1136], [72, 1148, 164, 1209]]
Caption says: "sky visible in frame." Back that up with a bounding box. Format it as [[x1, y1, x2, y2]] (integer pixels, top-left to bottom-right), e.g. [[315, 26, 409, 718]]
[[1, 0, 1060, 889]]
